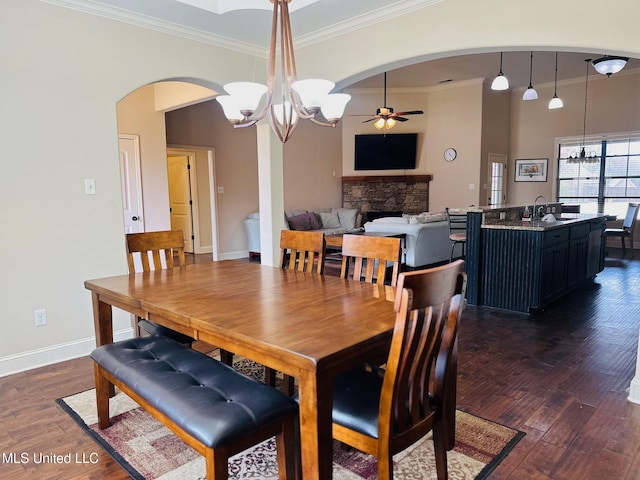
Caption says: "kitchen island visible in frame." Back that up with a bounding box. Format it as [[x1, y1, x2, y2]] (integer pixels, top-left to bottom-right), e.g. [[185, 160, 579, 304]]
[[465, 204, 607, 313]]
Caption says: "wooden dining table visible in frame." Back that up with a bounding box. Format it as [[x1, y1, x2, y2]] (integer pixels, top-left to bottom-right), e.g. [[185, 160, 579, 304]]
[[85, 260, 396, 480]]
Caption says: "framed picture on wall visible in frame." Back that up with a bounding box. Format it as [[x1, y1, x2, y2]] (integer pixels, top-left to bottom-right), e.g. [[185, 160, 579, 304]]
[[514, 158, 548, 182]]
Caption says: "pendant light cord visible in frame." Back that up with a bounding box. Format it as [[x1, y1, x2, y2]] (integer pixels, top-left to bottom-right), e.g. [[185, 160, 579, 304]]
[[582, 59, 590, 147], [528, 51, 534, 87]]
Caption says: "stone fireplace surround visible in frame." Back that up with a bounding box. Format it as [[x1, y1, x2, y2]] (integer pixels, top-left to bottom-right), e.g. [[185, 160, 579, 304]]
[[341, 175, 432, 222]]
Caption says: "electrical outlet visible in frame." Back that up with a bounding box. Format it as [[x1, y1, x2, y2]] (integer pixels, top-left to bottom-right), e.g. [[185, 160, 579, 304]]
[[34, 309, 47, 327]]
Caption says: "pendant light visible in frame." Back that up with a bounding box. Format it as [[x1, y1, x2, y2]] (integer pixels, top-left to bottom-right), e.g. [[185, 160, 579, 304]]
[[591, 55, 629, 77], [491, 52, 509, 90], [548, 52, 563, 109], [522, 51, 538, 100], [567, 59, 600, 163]]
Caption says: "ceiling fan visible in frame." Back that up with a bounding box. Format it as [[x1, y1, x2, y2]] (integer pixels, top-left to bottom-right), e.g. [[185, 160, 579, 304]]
[[357, 72, 424, 130]]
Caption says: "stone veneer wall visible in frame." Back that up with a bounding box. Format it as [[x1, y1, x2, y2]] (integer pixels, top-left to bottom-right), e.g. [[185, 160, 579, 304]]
[[342, 175, 432, 215]]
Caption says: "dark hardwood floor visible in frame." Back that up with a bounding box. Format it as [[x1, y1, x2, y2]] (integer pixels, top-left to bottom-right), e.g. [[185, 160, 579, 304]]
[[2, 250, 639, 479]]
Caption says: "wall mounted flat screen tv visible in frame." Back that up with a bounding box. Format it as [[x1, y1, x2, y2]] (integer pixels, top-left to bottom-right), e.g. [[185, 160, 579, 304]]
[[354, 133, 418, 170]]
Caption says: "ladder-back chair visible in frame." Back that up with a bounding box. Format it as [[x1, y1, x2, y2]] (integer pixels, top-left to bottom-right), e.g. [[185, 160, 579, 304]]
[[340, 234, 401, 286], [605, 202, 639, 255], [266, 230, 327, 395], [331, 260, 467, 480], [279, 229, 326, 274], [126, 230, 193, 345]]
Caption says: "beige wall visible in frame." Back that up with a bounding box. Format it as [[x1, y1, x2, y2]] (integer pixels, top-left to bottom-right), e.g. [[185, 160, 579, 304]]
[[165, 100, 259, 258], [4, 0, 640, 374], [508, 69, 640, 205]]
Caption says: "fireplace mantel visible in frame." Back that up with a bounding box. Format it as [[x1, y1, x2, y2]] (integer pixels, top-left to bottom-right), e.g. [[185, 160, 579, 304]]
[[342, 175, 432, 215], [342, 175, 432, 183]]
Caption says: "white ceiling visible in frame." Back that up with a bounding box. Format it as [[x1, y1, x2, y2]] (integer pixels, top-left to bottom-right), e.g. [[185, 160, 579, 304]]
[[49, 0, 639, 89]]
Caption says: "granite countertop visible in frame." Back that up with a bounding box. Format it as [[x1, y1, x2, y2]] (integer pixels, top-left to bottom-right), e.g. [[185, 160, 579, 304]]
[[482, 213, 607, 231]]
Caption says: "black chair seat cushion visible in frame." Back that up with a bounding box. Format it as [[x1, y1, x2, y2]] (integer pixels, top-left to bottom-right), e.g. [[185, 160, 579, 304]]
[[138, 319, 194, 345], [91, 336, 297, 448], [331, 363, 385, 439]]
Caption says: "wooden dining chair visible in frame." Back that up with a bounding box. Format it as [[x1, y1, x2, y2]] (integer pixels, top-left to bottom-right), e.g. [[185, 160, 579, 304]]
[[331, 260, 467, 480], [126, 230, 194, 345], [266, 230, 327, 395], [340, 234, 401, 286], [605, 202, 639, 255], [279, 229, 326, 274]]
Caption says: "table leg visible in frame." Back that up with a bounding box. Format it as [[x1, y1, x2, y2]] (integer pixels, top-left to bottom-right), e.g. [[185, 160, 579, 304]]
[[297, 371, 333, 480], [92, 292, 113, 347], [91, 292, 114, 396]]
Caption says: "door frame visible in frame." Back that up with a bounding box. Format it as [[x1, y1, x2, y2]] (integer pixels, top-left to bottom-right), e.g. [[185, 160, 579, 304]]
[[167, 146, 219, 258], [167, 152, 196, 253]]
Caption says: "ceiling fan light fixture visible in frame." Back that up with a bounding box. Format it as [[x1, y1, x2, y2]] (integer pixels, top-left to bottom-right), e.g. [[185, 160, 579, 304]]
[[491, 52, 509, 91], [591, 55, 629, 76]]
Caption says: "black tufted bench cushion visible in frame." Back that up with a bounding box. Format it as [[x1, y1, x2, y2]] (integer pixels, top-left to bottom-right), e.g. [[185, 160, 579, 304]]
[[91, 336, 298, 480]]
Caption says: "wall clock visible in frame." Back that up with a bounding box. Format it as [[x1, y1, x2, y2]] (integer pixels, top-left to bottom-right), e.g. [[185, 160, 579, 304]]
[[444, 148, 457, 162]]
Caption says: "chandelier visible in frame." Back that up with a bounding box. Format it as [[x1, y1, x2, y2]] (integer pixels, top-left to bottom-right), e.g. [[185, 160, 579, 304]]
[[215, 0, 351, 143], [566, 59, 600, 164]]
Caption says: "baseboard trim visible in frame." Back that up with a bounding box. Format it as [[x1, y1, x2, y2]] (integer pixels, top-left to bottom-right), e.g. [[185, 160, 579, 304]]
[[219, 250, 249, 260], [629, 376, 640, 404], [0, 328, 134, 378]]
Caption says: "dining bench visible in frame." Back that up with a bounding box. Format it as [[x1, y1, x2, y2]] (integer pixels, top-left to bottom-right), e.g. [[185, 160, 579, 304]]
[[91, 336, 298, 480]]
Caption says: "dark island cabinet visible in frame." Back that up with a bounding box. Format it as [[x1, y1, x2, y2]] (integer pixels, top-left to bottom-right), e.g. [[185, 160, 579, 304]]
[[467, 212, 606, 314]]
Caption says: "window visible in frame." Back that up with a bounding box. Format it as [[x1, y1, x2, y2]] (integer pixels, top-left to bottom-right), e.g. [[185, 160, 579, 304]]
[[557, 134, 640, 217]]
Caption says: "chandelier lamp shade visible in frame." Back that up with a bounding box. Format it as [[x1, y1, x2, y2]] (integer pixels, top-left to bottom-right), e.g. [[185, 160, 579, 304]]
[[490, 52, 509, 91], [548, 52, 563, 110], [522, 51, 538, 100], [591, 55, 629, 77], [215, 0, 351, 143]]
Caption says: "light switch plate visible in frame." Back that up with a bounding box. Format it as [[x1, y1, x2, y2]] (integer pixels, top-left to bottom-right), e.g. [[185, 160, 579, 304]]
[[84, 178, 96, 195]]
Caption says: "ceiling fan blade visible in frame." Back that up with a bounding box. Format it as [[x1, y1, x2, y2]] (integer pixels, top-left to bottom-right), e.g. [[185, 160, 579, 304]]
[[394, 110, 424, 116], [395, 117, 409, 122], [361, 118, 377, 123]]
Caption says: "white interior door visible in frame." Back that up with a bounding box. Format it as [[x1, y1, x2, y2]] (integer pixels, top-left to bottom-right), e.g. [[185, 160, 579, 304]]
[[119, 134, 144, 234], [488, 153, 507, 206], [167, 154, 194, 252]]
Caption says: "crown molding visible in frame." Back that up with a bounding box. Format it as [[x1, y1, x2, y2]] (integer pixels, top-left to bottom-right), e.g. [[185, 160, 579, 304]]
[[294, 0, 446, 49], [40, 0, 265, 56], [41, 0, 446, 57]]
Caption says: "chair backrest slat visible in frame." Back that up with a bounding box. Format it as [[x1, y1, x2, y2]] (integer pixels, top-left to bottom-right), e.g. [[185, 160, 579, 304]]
[[340, 234, 401, 286], [279, 230, 325, 274], [126, 230, 186, 274]]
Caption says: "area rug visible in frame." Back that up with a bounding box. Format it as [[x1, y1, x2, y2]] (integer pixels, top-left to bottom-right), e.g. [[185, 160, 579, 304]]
[[57, 359, 524, 479]]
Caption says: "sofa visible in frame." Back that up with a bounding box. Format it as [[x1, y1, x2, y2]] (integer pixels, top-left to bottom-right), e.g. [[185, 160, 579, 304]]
[[243, 208, 363, 257], [363, 212, 453, 268]]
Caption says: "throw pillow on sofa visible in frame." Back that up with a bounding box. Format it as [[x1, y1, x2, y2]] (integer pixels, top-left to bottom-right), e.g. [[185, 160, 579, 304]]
[[288, 211, 322, 230], [331, 208, 358, 229], [319, 212, 341, 229]]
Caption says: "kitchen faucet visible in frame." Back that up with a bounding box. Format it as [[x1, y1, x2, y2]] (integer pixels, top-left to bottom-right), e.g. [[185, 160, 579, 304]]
[[533, 195, 548, 218]]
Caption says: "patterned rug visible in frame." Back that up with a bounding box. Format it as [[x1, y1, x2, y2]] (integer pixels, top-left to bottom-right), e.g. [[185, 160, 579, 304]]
[[57, 359, 524, 479]]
